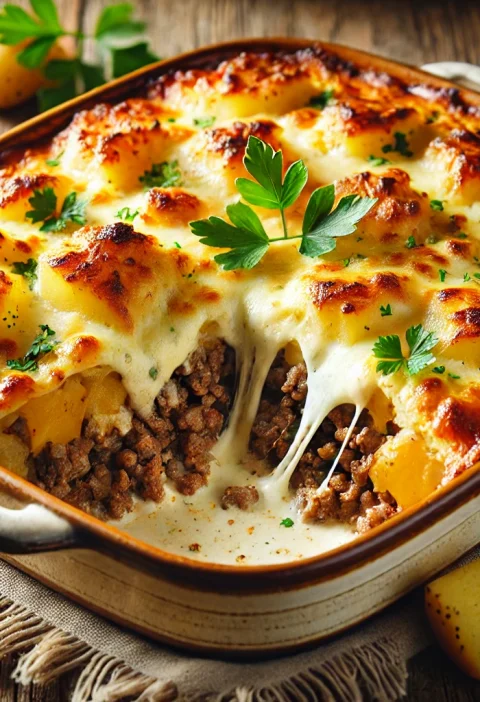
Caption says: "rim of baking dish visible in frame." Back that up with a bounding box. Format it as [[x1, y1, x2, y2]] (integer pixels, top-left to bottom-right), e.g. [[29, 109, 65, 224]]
[[0, 37, 479, 590]]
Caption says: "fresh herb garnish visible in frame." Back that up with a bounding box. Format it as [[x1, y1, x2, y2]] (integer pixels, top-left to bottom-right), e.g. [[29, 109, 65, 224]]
[[380, 304, 392, 317], [368, 155, 390, 167], [190, 136, 376, 270], [439, 269, 447, 282], [139, 160, 182, 189], [174, 241, 182, 249], [343, 258, 351, 267], [7, 324, 58, 372], [46, 150, 64, 167], [430, 199, 444, 211], [116, 207, 139, 223], [309, 89, 334, 109], [0, 2, 158, 110], [432, 366, 445, 374], [280, 517, 294, 527], [193, 116, 216, 128], [11, 259, 38, 289], [26, 189, 87, 232], [457, 232, 468, 239], [464, 272, 471, 282], [426, 234, 438, 244], [149, 366, 158, 380], [382, 132, 413, 157], [373, 324, 438, 376], [448, 373, 460, 380], [405, 235, 417, 249]]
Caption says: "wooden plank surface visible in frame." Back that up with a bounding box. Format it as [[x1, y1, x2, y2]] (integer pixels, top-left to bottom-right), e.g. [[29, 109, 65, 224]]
[[0, 0, 479, 700]]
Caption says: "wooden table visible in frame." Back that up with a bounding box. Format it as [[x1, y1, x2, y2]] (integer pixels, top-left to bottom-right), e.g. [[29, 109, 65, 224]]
[[0, 0, 480, 700]]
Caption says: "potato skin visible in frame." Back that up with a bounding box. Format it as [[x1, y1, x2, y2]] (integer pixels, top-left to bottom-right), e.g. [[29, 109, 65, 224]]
[[0, 41, 69, 110]]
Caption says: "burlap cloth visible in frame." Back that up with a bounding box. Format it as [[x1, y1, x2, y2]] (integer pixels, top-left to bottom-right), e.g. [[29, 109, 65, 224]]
[[0, 545, 478, 701]]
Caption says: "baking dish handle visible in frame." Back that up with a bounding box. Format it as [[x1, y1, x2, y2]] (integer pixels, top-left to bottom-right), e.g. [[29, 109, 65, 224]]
[[421, 61, 480, 89], [0, 503, 76, 553]]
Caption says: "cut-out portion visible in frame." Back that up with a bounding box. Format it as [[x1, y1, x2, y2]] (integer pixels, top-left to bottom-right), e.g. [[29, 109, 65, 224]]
[[14, 338, 236, 520], [250, 349, 398, 532]]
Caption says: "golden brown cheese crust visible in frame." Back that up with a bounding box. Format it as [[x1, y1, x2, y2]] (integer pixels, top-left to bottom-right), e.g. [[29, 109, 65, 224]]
[[0, 44, 480, 488]]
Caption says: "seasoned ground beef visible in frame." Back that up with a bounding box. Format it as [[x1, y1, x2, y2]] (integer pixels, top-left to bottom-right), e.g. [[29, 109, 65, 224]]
[[221, 485, 259, 511], [250, 351, 398, 532], [31, 338, 234, 519]]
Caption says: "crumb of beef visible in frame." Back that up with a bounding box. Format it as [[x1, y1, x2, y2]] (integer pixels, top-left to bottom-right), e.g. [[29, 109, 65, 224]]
[[251, 350, 398, 532], [29, 338, 235, 519], [4, 416, 30, 447], [221, 485, 259, 511]]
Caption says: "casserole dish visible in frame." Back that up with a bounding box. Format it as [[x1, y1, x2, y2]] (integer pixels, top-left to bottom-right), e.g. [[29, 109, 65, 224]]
[[0, 38, 478, 654]]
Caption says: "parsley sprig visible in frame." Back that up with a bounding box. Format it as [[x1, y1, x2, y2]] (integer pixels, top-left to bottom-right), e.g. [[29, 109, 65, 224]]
[[0, 2, 159, 111], [190, 136, 377, 270], [26, 187, 87, 232], [373, 324, 438, 376], [7, 324, 58, 373]]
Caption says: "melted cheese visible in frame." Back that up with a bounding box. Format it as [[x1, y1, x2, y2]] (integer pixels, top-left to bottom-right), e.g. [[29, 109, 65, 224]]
[[0, 45, 480, 561]]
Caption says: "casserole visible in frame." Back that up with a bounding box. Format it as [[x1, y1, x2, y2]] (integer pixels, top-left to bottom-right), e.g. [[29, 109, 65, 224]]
[[0, 38, 478, 654]]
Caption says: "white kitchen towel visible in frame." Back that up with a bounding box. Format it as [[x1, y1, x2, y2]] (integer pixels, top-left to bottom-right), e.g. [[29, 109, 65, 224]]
[[1, 548, 477, 702]]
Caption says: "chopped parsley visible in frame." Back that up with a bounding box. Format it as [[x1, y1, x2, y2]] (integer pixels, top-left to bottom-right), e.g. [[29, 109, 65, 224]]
[[373, 324, 438, 376], [139, 160, 182, 189], [474, 273, 480, 280], [167, 117, 176, 123], [170, 326, 175, 332], [26, 188, 87, 232], [149, 367, 158, 380], [11, 259, 37, 290], [432, 366, 445, 374], [343, 258, 351, 267], [46, 151, 64, 167], [309, 89, 334, 109], [405, 235, 417, 249], [457, 232, 468, 239], [116, 207, 139, 223], [438, 269, 447, 282], [7, 325, 58, 373], [464, 272, 471, 282], [380, 304, 392, 317], [430, 199, 444, 211], [193, 116, 216, 128], [280, 517, 294, 528], [448, 373, 460, 380], [368, 155, 390, 167], [382, 132, 413, 157], [174, 241, 182, 249]]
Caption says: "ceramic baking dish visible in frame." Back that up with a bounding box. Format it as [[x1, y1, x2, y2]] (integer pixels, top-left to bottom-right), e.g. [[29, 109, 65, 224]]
[[0, 38, 479, 655]]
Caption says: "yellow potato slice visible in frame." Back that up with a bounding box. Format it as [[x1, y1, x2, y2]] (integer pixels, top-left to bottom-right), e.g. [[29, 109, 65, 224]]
[[425, 559, 480, 679]]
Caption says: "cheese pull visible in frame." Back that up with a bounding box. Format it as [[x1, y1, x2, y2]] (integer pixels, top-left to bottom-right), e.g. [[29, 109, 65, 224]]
[[425, 559, 480, 680]]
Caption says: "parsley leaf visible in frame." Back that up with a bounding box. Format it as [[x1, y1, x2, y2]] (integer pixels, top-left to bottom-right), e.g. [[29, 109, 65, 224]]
[[382, 132, 413, 157], [300, 189, 377, 258], [26, 187, 57, 224], [309, 89, 334, 109], [430, 199, 444, 211], [116, 207, 139, 223], [405, 235, 417, 249], [149, 366, 158, 380], [40, 191, 87, 232], [432, 366, 445, 374], [7, 324, 58, 373], [11, 258, 37, 290], [139, 161, 182, 189], [46, 150, 64, 167], [368, 155, 391, 167], [191, 202, 270, 271], [448, 372, 460, 380], [438, 269, 447, 282], [464, 272, 471, 282], [380, 304, 392, 317], [193, 116, 216, 128], [373, 324, 438, 376], [95, 3, 145, 43], [280, 517, 294, 527], [0, 1, 63, 67], [110, 42, 158, 78]]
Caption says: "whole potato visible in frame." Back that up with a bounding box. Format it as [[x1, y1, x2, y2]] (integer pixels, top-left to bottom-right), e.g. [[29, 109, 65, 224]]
[[0, 41, 69, 110]]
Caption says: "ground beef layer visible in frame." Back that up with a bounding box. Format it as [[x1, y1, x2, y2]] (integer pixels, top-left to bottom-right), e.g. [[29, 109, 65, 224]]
[[31, 338, 234, 519], [250, 351, 398, 533]]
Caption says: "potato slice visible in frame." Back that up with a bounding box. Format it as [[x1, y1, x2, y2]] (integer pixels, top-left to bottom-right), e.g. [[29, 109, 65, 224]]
[[425, 559, 480, 679]]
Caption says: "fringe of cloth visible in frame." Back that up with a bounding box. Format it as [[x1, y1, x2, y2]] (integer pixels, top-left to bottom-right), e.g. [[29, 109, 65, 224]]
[[0, 595, 409, 702]]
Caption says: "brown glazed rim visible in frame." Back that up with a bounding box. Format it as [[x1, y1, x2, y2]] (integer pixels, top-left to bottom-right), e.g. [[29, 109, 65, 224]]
[[0, 38, 479, 592]]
